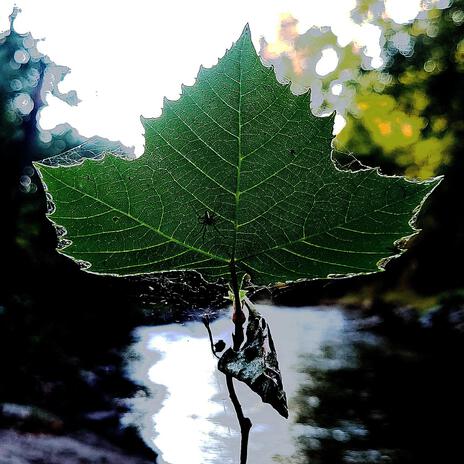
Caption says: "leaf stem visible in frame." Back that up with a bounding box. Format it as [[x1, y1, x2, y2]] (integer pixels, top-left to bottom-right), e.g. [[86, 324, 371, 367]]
[[226, 374, 252, 464], [228, 263, 252, 462], [230, 261, 245, 325], [202, 312, 252, 464]]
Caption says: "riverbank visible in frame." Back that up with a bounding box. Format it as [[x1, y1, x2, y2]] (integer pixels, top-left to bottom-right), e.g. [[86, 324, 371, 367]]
[[0, 428, 155, 464], [2, 269, 463, 463], [0, 266, 228, 463]]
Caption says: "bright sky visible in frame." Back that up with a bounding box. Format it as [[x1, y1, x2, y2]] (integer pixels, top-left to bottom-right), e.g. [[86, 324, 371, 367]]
[[0, 0, 422, 154]]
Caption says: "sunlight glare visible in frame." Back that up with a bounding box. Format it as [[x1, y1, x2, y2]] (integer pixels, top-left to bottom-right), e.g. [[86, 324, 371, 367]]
[[315, 48, 339, 76], [0, 0, 420, 154], [385, 0, 422, 24], [147, 333, 229, 464]]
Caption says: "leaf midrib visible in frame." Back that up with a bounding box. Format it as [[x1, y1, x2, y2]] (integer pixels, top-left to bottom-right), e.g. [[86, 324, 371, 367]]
[[231, 33, 245, 265], [44, 169, 229, 264]]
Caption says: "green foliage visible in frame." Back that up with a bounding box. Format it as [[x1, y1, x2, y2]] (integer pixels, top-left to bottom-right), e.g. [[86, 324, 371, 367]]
[[0, 8, 133, 200], [338, 93, 425, 152], [335, 5, 460, 179], [262, 1, 460, 179], [36, 26, 439, 286]]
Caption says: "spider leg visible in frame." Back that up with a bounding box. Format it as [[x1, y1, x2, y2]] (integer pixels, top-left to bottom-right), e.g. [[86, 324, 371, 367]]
[[201, 224, 206, 244]]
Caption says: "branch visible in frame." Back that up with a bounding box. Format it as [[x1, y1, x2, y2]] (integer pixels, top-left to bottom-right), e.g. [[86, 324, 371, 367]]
[[226, 375, 252, 464]]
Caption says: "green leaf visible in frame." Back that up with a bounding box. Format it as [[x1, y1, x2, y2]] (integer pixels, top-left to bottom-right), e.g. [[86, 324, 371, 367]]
[[35, 25, 440, 286]]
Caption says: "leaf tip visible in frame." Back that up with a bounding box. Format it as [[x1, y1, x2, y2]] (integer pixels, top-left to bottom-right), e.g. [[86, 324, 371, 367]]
[[429, 174, 444, 187], [238, 23, 252, 43], [323, 109, 337, 131], [140, 115, 149, 127]]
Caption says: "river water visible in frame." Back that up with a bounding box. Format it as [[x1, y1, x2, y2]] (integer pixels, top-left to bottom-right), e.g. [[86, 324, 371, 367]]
[[123, 304, 460, 464]]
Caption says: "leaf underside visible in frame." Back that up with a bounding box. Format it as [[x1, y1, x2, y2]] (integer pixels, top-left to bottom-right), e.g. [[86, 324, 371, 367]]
[[36, 25, 440, 286]]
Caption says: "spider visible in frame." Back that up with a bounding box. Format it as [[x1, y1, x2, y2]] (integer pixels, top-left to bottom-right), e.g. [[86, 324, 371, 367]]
[[198, 210, 220, 243]]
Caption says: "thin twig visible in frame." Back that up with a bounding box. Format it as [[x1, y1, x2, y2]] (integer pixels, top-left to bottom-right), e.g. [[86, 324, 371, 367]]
[[201, 314, 253, 464], [202, 315, 220, 359], [226, 375, 252, 464]]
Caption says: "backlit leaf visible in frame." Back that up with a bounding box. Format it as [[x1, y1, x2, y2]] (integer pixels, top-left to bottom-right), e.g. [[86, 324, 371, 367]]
[[35, 26, 440, 286]]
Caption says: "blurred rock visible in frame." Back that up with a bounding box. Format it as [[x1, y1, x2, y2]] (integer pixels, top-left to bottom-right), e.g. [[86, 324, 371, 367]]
[[0, 403, 64, 434], [83, 410, 119, 423], [392, 306, 419, 326], [0, 429, 154, 464], [419, 303, 464, 336]]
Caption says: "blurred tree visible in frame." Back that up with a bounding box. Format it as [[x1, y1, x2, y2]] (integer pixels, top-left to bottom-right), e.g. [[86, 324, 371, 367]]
[[337, 0, 459, 180], [0, 4, 143, 290], [0, 10, 224, 425], [381, 0, 464, 293], [0, 8, 134, 276], [0, 9, 140, 420], [261, 0, 464, 297], [261, 1, 453, 179]]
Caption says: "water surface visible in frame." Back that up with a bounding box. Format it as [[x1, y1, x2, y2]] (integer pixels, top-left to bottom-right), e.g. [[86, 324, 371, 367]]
[[123, 304, 459, 464]]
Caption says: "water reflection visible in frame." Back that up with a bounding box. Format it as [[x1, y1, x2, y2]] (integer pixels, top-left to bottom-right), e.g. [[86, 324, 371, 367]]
[[123, 304, 462, 464], [124, 306, 348, 463]]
